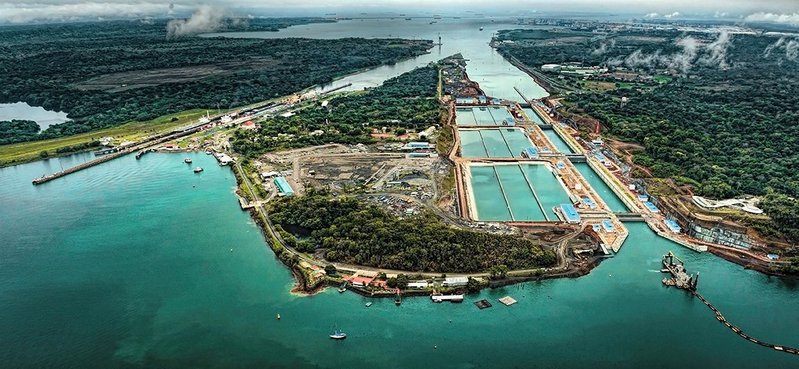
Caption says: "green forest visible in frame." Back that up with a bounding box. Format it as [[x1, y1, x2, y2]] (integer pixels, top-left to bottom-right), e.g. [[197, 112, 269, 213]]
[[269, 191, 556, 272], [0, 19, 432, 144], [231, 64, 441, 156], [0, 120, 40, 145], [498, 29, 799, 242]]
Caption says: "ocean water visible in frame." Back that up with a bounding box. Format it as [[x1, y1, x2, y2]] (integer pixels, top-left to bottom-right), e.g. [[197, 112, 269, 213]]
[[1, 153, 799, 368]]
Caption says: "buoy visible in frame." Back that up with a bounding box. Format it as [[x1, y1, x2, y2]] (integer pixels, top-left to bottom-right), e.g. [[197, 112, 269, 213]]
[[277, 313, 281, 320], [434, 345, 437, 349], [230, 249, 233, 252]]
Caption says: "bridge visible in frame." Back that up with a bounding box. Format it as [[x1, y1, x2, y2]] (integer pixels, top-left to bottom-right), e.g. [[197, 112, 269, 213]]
[[615, 212, 645, 221]]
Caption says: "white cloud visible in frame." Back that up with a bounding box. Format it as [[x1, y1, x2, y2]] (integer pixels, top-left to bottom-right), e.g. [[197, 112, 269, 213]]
[[764, 37, 799, 61], [0, 2, 180, 24], [644, 12, 659, 18], [664, 11, 681, 19], [698, 30, 732, 68], [744, 12, 799, 26], [166, 5, 230, 38]]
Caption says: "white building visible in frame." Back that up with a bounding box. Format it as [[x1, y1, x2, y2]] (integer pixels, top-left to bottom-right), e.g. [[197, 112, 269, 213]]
[[442, 277, 468, 287], [541, 64, 561, 72]]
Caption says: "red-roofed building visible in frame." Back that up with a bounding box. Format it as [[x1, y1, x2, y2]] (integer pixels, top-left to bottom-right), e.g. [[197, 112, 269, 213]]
[[241, 121, 259, 130]]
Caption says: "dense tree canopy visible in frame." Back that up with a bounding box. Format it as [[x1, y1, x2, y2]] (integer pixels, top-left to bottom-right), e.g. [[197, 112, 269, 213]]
[[498, 29, 799, 241], [269, 191, 556, 273], [231, 64, 441, 156], [0, 120, 39, 144], [0, 19, 432, 143]]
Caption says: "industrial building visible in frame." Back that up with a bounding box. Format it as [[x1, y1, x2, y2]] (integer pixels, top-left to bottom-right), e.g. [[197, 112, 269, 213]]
[[274, 177, 295, 197]]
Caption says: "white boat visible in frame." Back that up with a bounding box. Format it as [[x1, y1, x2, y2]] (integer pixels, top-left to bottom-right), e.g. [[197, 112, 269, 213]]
[[329, 327, 347, 340], [193, 167, 204, 173], [184, 158, 192, 164], [365, 302, 372, 307]]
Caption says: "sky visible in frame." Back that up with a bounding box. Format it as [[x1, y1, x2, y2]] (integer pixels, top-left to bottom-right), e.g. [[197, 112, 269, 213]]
[[0, 0, 798, 25]]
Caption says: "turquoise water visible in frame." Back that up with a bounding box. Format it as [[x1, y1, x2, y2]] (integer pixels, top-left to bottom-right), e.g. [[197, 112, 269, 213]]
[[455, 107, 478, 125], [472, 107, 495, 125], [460, 128, 534, 158], [495, 164, 545, 221], [469, 163, 571, 221], [468, 165, 512, 220], [489, 106, 515, 124], [573, 162, 630, 213], [524, 164, 573, 219], [543, 128, 575, 153], [2, 154, 799, 368], [500, 128, 533, 158], [458, 130, 487, 157], [456, 106, 516, 126], [523, 107, 545, 124]]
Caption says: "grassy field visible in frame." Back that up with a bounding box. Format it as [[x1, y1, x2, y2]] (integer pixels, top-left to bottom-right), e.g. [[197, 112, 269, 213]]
[[0, 109, 207, 166]]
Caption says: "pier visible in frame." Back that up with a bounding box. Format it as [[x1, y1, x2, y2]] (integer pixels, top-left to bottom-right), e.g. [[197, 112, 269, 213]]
[[661, 252, 799, 356], [32, 124, 205, 185]]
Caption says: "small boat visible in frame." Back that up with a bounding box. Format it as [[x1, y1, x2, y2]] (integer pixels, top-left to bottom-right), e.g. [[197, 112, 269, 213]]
[[184, 158, 192, 164], [276, 313, 281, 320], [205, 150, 212, 155], [329, 327, 347, 340], [365, 302, 372, 307], [338, 282, 347, 293], [193, 167, 204, 173], [479, 27, 484, 31], [394, 291, 402, 306]]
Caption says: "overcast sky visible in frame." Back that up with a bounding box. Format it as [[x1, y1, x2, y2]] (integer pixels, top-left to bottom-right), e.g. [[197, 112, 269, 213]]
[[1, 0, 798, 25]]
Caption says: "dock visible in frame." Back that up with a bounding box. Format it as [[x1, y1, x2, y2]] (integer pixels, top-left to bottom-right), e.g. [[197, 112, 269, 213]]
[[498, 296, 517, 306], [431, 294, 464, 303], [661, 252, 799, 356]]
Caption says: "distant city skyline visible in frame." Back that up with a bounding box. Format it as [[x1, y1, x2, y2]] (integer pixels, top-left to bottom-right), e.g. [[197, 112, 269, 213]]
[[0, 1, 797, 25]]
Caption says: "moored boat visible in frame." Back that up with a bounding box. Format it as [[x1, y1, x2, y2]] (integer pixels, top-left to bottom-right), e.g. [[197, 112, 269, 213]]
[[329, 326, 347, 340], [193, 167, 204, 173], [184, 158, 192, 164]]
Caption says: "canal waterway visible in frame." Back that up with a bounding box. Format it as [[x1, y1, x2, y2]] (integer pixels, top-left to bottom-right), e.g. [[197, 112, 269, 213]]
[[205, 18, 549, 101], [573, 162, 630, 213], [1, 153, 798, 368]]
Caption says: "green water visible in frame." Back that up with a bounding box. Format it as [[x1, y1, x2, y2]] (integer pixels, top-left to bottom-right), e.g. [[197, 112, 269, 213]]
[[458, 130, 487, 157], [543, 128, 575, 153], [460, 129, 531, 158], [499, 129, 532, 158], [573, 162, 630, 213], [455, 108, 478, 126], [2, 154, 799, 368], [523, 107, 545, 124], [489, 106, 514, 124], [524, 164, 573, 219], [468, 165, 512, 220], [495, 164, 545, 221], [472, 107, 495, 126], [469, 163, 572, 221], [481, 130, 513, 158]]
